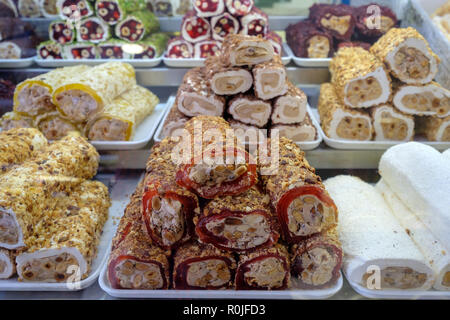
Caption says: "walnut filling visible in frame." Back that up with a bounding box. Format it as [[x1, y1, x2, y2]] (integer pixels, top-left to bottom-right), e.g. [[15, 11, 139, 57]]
[[150, 197, 184, 247], [443, 272, 450, 287], [205, 214, 271, 250], [20, 252, 79, 282], [442, 127, 450, 141], [401, 92, 449, 116], [17, 84, 54, 116], [320, 15, 351, 36], [276, 125, 316, 142], [259, 72, 281, 95], [56, 89, 98, 122], [281, 103, 300, 119], [379, 112, 408, 140], [38, 117, 77, 140], [307, 35, 330, 58], [186, 259, 231, 287], [88, 118, 129, 141], [1, 118, 33, 130], [394, 47, 430, 79], [235, 46, 270, 65], [214, 76, 244, 93], [296, 247, 337, 286], [346, 76, 383, 107], [363, 267, 428, 289], [336, 116, 372, 140], [115, 259, 164, 289], [0, 210, 19, 246], [244, 257, 286, 288], [231, 101, 271, 127], [365, 16, 395, 33], [287, 195, 334, 236], [182, 96, 218, 114], [189, 163, 247, 187]]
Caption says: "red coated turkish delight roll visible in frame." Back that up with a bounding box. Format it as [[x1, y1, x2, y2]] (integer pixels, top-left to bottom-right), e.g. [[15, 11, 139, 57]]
[[240, 7, 268, 37], [196, 186, 279, 252], [260, 137, 337, 243], [181, 10, 211, 43], [165, 36, 194, 58], [355, 4, 397, 38], [235, 244, 291, 290], [286, 20, 333, 58], [176, 116, 258, 199], [211, 12, 239, 41], [193, 0, 225, 17], [194, 39, 221, 59], [265, 31, 282, 55], [309, 4, 355, 41], [291, 227, 342, 289], [49, 20, 75, 44], [173, 241, 236, 289], [95, 0, 125, 25], [225, 0, 253, 16]]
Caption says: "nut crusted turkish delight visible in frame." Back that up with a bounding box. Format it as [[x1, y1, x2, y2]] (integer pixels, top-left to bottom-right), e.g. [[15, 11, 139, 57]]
[[37, 41, 63, 59], [370, 27, 440, 84], [228, 94, 272, 128], [271, 115, 317, 142], [211, 12, 239, 42], [115, 11, 159, 42], [77, 16, 111, 43], [181, 10, 211, 43], [252, 55, 287, 100], [286, 20, 333, 58], [309, 3, 355, 41], [318, 83, 373, 141], [392, 81, 450, 118], [173, 241, 236, 289], [196, 186, 279, 252], [371, 104, 414, 141], [225, 0, 253, 16], [0, 248, 15, 279], [240, 7, 268, 37], [0, 111, 34, 130], [161, 103, 189, 138], [193, 0, 225, 17], [165, 36, 194, 58], [0, 35, 38, 59], [355, 4, 397, 38], [417, 115, 450, 142], [222, 34, 274, 67], [49, 20, 75, 45], [176, 67, 225, 117], [235, 244, 291, 290], [271, 81, 307, 125], [330, 47, 391, 108], [194, 39, 221, 59]]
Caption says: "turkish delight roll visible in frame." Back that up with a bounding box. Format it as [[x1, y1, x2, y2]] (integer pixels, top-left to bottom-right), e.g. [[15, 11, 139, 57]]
[[222, 34, 274, 67], [271, 82, 307, 125], [377, 180, 450, 291], [95, 0, 131, 25], [193, 0, 224, 17], [291, 227, 342, 289], [392, 82, 450, 118], [196, 186, 279, 252], [0, 128, 47, 173], [143, 137, 200, 249], [0, 111, 34, 130], [240, 7, 268, 37], [0, 35, 38, 58], [85, 85, 159, 141], [309, 3, 355, 41], [228, 119, 266, 147], [181, 10, 211, 43], [271, 115, 317, 142], [261, 137, 337, 243], [115, 11, 159, 42], [40, 0, 59, 18], [418, 116, 450, 142], [53, 62, 136, 122], [355, 4, 397, 38], [98, 39, 131, 59], [286, 20, 333, 59], [205, 56, 253, 96], [16, 180, 110, 282], [63, 42, 97, 59], [318, 83, 373, 141], [34, 112, 80, 140], [370, 27, 440, 84], [330, 47, 391, 108], [58, 0, 93, 20], [225, 0, 253, 16], [252, 55, 287, 100], [17, 0, 41, 17], [235, 244, 291, 290], [324, 175, 434, 290], [165, 36, 193, 58], [77, 16, 110, 43], [132, 33, 168, 59], [49, 20, 75, 45], [161, 102, 189, 138], [371, 104, 414, 141], [14, 65, 90, 117], [211, 12, 239, 42], [0, 249, 15, 279], [265, 31, 282, 55], [173, 242, 236, 289], [176, 67, 225, 117], [228, 94, 271, 128], [193, 40, 221, 59], [176, 116, 258, 199], [37, 41, 63, 59]]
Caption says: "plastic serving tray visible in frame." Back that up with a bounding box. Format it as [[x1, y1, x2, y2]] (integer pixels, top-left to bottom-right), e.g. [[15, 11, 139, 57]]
[[35, 56, 163, 68]]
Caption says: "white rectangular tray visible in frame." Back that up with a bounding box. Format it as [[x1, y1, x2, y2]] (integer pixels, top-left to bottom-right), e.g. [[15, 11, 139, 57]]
[[153, 97, 323, 151], [35, 56, 163, 68], [310, 108, 450, 151], [0, 197, 128, 291], [0, 56, 35, 68], [90, 101, 168, 151], [163, 43, 292, 67]]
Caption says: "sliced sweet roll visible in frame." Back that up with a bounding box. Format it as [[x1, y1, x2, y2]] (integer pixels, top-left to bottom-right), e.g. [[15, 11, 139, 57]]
[[0, 112, 33, 131], [49, 20, 75, 45], [0, 35, 38, 59], [34, 112, 81, 141], [181, 10, 211, 43], [417, 115, 450, 142], [77, 16, 110, 43], [161, 103, 189, 138], [228, 94, 272, 128], [98, 40, 132, 59], [0, 249, 15, 279], [115, 11, 159, 43], [95, 0, 127, 25], [17, 0, 41, 17], [192, 0, 225, 17], [165, 36, 194, 58], [132, 33, 168, 59], [252, 55, 287, 100], [309, 3, 355, 41], [240, 7, 268, 37], [63, 42, 97, 59], [211, 12, 239, 42], [193, 39, 221, 59], [370, 104, 414, 141], [271, 81, 307, 125], [228, 119, 266, 147], [286, 20, 333, 59], [58, 0, 94, 20], [222, 34, 274, 67], [37, 41, 63, 59], [225, 0, 253, 17], [271, 115, 317, 142]]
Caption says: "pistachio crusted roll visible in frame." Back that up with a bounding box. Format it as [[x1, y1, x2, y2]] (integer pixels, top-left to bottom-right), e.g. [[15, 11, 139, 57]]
[[53, 62, 136, 123], [196, 187, 279, 252], [37, 40, 63, 60], [330, 47, 391, 109], [0, 248, 15, 279], [318, 83, 373, 141], [63, 41, 98, 59], [176, 116, 258, 199], [371, 104, 414, 141], [0, 111, 34, 131], [173, 242, 236, 289], [143, 137, 200, 250], [417, 115, 450, 141], [271, 81, 307, 125], [222, 34, 274, 67], [228, 94, 271, 128], [252, 55, 287, 100], [235, 244, 291, 290], [16, 180, 110, 282], [370, 27, 440, 85], [176, 67, 226, 117], [161, 103, 189, 139], [261, 137, 337, 243], [34, 112, 81, 141], [291, 227, 342, 289], [271, 115, 317, 142]]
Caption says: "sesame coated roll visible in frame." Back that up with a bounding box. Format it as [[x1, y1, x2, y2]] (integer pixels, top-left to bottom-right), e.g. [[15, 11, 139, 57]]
[[221, 34, 274, 67]]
